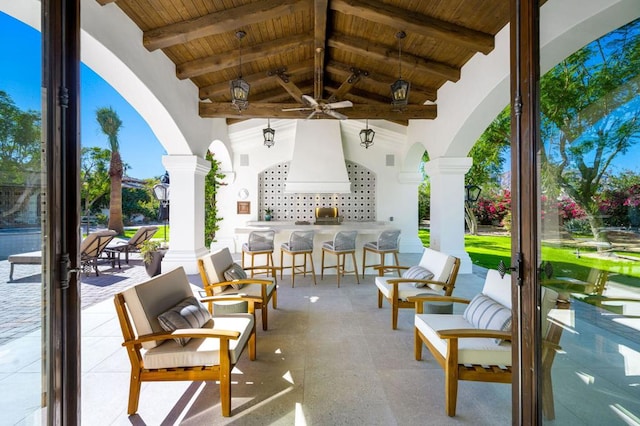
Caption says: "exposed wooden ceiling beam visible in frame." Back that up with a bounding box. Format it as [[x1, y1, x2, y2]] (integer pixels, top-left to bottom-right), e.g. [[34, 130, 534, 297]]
[[270, 69, 305, 104], [96, 0, 116, 4], [314, 0, 329, 99], [254, 85, 314, 103], [143, 0, 311, 51], [325, 85, 388, 105], [199, 102, 437, 120], [330, 0, 494, 54], [328, 34, 460, 82], [327, 68, 367, 102], [199, 59, 314, 99], [325, 60, 437, 101], [177, 32, 313, 79]]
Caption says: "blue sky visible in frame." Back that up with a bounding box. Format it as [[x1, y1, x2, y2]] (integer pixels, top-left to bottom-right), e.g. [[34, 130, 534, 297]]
[[0, 12, 166, 179]]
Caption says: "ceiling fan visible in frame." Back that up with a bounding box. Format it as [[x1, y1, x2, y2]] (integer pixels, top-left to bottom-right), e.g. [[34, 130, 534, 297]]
[[282, 95, 353, 120]]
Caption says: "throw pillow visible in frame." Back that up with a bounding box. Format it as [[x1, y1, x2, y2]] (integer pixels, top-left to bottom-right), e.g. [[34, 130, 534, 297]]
[[224, 263, 247, 290], [463, 294, 512, 344], [157, 296, 212, 346], [402, 265, 435, 288]]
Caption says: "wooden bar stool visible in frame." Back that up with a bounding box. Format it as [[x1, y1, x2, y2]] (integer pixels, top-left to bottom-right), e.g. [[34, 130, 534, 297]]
[[321, 230, 359, 287], [242, 230, 275, 277], [362, 229, 401, 278], [280, 230, 316, 287]]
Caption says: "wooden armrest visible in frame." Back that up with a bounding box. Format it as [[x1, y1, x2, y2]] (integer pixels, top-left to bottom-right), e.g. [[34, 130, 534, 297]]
[[407, 295, 470, 304], [437, 328, 512, 340], [387, 278, 446, 289], [374, 265, 409, 272], [123, 328, 241, 347], [200, 294, 262, 304]]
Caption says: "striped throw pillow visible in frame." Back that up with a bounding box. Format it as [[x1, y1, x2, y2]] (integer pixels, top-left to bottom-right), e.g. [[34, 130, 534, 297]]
[[224, 263, 247, 290], [463, 294, 512, 344], [402, 265, 435, 288], [157, 296, 212, 346]]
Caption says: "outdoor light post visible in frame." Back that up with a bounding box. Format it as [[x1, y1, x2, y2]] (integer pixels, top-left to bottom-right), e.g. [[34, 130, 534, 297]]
[[153, 172, 170, 242], [465, 184, 482, 205]]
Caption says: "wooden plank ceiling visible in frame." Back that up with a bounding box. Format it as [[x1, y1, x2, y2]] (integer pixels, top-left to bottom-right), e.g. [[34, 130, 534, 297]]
[[96, 0, 509, 125]]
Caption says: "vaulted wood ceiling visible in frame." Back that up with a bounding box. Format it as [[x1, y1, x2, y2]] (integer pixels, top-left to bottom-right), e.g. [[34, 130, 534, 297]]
[[96, 0, 510, 125]]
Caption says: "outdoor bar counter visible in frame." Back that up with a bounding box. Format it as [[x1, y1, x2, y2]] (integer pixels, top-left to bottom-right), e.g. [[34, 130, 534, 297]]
[[235, 221, 397, 275]]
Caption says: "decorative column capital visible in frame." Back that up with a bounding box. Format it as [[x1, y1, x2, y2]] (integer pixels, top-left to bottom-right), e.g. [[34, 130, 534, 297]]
[[423, 157, 472, 177]]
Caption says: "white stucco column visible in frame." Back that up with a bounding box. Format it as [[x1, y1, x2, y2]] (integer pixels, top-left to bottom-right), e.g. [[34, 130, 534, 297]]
[[397, 171, 427, 253], [424, 157, 473, 274], [161, 155, 211, 274]]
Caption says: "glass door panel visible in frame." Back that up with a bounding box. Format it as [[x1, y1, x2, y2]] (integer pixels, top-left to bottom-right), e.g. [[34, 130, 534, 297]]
[[0, 11, 48, 424], [539, 16, 640, 424]]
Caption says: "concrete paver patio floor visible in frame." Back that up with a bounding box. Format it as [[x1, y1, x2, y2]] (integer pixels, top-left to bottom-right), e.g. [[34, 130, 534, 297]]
[[1, 253, 639, 424]]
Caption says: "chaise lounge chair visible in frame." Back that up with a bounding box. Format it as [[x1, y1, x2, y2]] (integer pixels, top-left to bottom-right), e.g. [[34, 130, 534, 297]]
[[80, 229, 117, 276], [107, 225, 158, 264]]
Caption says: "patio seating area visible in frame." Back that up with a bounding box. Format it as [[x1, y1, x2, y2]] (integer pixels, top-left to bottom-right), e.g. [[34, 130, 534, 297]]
[[1, 252, 640, 424]]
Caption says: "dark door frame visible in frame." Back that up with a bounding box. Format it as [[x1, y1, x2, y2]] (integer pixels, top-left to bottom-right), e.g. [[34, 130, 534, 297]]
[[42, 0, 82, 423], [510, 0, 542, 424]]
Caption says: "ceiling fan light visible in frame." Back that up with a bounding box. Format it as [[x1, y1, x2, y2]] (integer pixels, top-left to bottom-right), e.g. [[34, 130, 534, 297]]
[[230, 77, 250, 111]]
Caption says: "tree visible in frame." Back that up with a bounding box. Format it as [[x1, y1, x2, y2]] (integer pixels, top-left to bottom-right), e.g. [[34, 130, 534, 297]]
[[540, 19, 640, 240], [96, 106, 125, 234], [204, 151, 226, 247], [0, 91, 41, 225], [80, 146, 110, 232], [466, 108, 510, 234]]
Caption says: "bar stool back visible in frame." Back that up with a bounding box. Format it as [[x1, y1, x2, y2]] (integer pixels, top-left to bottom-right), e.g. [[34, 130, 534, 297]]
[[321, 230, 359, 287], [362, 229, 401, 278], [242, 230, 275, 277], [280, 230, 316, 287]]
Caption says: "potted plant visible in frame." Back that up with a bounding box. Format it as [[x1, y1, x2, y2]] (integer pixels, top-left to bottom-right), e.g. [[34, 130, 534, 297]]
[[264, 207, 273, 221], [140, 240, 166, 277]]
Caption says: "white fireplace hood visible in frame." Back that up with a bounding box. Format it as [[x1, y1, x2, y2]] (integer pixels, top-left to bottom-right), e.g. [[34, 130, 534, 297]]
[[284, 120, 351, 194]]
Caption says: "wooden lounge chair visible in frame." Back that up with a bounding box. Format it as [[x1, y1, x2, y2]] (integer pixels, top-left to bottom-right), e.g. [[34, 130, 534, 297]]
[[80, 230, 117, 276], [114, 266, 260, 417], [198, 247, 278, 331], [410, 269, 568, 418], [107, 225, 158, 264]]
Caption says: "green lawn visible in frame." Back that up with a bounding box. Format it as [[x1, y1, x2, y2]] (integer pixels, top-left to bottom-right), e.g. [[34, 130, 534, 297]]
[[418, 229, 640, 282]]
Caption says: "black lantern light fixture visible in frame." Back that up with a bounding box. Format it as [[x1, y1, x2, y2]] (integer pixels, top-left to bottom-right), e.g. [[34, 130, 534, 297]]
[[230, 30, 250, 111], [153, 172, 170, 241], [465, 184, 482, 205], [263, 118, 275, 148], [390, 31, 410, 110], [359, 119, 375, 149]]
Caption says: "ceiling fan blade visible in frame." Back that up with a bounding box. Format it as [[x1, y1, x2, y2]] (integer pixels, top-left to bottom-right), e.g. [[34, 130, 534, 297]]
[[325, 100, 353, 109], [282, 107, 312, 112], [325, 109, 348, 120], [302, 94, 319, 107]]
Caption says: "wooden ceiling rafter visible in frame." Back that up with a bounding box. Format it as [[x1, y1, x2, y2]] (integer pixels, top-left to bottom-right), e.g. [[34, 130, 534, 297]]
[[328, 34, 460, 82], [314, 0, 329, 100], [199, 101, 437, 120], [143, 0, 312, 52], [330, 0, 495, 54], [177, 31, 314, 80], [199, 59, 314, 99]]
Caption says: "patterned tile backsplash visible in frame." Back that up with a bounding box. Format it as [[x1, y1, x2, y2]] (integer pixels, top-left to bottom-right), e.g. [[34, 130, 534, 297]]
[[258, 161, 376, 222]]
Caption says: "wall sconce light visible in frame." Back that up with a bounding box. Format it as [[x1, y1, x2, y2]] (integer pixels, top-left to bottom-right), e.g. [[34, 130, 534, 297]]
[[263, 118, 275, 148], [390, 31, 410, 111], [359, 119, 375, 149], [230, 30, 250, 111]]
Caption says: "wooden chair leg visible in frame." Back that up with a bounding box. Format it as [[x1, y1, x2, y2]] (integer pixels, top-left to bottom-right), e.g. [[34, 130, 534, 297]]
[[378, 289, 383, 308], [336, 253, 342, 287], [414, 328, 423, 360], [127, 372, 142, 415], [261, 302, 268, 331], [280, 251, 284, 280], [352, 251, 360, 284], [321, 249, 326, 280], [445, 340, 459, 417], [392, 297, 399, 329], [308, 252, 317, 284], [393, 252, 400, 276], [362, 247, 367, 278], [220, 342, 232, 417]]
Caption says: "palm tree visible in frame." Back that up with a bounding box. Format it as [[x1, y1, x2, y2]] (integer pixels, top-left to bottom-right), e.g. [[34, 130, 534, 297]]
[[96, 107, 124, 234]]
